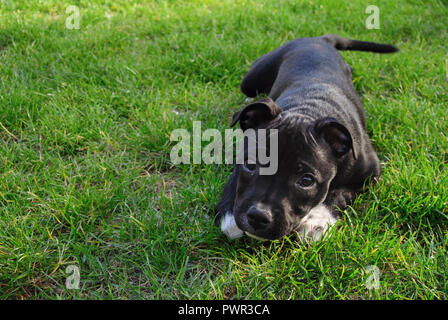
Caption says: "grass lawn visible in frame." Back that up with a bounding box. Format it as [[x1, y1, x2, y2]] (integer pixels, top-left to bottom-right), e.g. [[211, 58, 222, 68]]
[[0, 0, 447, 299]]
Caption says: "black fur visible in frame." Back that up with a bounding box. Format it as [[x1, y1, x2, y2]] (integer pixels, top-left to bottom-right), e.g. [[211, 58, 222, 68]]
[[216, 34, 397, 240]]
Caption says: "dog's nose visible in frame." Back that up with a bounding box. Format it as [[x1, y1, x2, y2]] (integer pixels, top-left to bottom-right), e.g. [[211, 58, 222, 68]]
[[247, 206, 273, 230]]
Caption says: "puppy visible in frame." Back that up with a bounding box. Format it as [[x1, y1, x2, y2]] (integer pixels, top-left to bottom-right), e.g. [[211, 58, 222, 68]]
[[216, 34, 397, 241]]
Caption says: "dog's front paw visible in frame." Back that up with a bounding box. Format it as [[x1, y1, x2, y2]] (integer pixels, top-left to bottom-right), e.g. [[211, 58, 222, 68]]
[[296, 205, 338, 241], [325, 188, 357, 212], [219, 211, 244, 240]]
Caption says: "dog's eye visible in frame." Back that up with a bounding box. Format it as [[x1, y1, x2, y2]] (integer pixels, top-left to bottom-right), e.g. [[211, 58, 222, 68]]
[[243, 159, 257, 172], [297, 173, 315, 188]]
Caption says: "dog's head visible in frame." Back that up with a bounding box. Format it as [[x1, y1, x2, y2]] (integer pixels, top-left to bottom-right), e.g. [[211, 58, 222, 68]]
[[231, 98, 357, 240]]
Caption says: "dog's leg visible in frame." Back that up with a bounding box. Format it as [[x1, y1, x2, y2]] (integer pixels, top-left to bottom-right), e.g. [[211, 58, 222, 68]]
[[296, 188, 357, 242], [215, 168, 243, 240], [241, 43, 295, 97], [303, 184, 372, 242], [324, 188, 358, 214]]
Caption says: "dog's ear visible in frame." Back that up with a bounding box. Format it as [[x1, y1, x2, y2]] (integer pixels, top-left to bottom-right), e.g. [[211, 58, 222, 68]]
[[231, 98, 282, 130], [315, 117, 357, 160]]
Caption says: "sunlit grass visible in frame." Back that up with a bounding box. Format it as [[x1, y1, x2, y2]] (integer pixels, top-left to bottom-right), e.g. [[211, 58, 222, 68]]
[[0, 0, 447, 299]]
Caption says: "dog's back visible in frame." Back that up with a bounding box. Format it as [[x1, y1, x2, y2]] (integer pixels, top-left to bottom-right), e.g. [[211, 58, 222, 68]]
[[241, 34, 397, 100]]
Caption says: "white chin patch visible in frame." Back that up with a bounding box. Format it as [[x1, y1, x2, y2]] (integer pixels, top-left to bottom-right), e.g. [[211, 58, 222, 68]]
[[220, 212, 244, 240], [296, 204, 338, 242]]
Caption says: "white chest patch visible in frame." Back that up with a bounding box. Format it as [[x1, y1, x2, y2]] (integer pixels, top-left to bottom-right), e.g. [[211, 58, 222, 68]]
[[296, 204, 338, 242], [220, 212, 244, 240]]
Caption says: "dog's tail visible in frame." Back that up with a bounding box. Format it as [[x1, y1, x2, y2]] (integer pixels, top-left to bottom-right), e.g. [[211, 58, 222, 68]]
[[321, 34, 398, 53]]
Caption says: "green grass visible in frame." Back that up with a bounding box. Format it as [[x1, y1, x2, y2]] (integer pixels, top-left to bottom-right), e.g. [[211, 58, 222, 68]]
[[0, 0, 447, 299]]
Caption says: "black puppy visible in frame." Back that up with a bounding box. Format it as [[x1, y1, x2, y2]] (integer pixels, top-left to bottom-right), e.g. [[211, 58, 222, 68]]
[[216, 34, 397, 241]]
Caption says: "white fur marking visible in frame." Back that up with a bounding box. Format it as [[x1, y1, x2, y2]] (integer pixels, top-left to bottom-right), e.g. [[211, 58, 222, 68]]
[[220, 212, 244, 240], [297, 204, 338, 241]]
